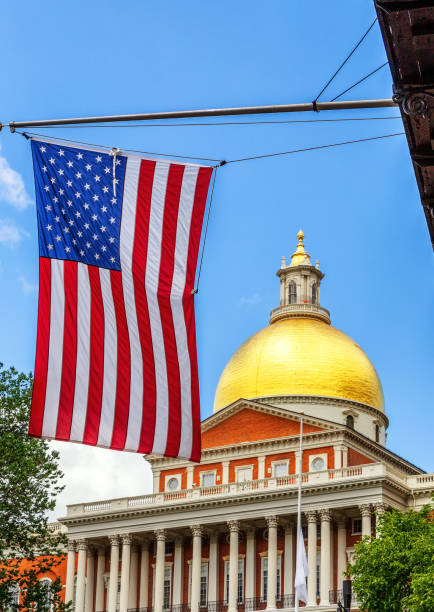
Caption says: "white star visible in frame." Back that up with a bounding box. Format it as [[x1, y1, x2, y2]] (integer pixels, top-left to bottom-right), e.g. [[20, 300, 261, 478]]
[[75, 192, 81, 198], [86, 242, 91, 249], [55, 216, 60, 222], [84, 183, 90, 190], [49, 157, 55, 164], [96, 155, 102, 162], [47, 244, 53, 250], [111, 197, 117, 204], [46, 224, 52, 231], [93, 234, 98, 241], [95, 253, 100, 260], [100, 225, 106, 233], [114, 178, 119, 185], [110, 256, 115, 263], [44, 185, 50, 192], [103, 186, 109, 193], [83, 203, 90, 210], [77, 231, 83, 238], [93, 194, 99, 202], [109, 217, 115, 224], [61, 208, 66, 215], [75, 211, 81, 218], [50, 177, 56, 184], [72, 239, 76, 245], [59, 189, 64, 195], [40, 146, 46, 152], [42, 165, 48, 172], [77, 152, 83, 160], [115, 158, 121, 166], [94, 175, 101, 182], [86, 163, 92, 171], [84, 223, 90, 230], [58, 169, 64, 176], [101, 206, 107, 213], [92, 214, 98, 221], [101, 245, 107, 252], [104, 167, 110, 174], [67, 180, 73, 187], [56, 235, 61, 242], [67, 161, 73, 168], [45, 205, 51, 212], [58, 149, 64, 156], [75, 172, 82, 179], [80, 250, 85, 256], [68, 220, 74, 226], [67, 200, 73, 207], [109, 237, 115, 244], [65, 246, 71, 253], [53, 196, 58, 203], [64, 227, 70, 234]]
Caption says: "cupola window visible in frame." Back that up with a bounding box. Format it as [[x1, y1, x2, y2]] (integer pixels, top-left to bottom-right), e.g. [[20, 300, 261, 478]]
[[311, 282, 317, 304], [346, 415, 354, 429], [375, 424, 380, 443], [288, 281, 297, 304]]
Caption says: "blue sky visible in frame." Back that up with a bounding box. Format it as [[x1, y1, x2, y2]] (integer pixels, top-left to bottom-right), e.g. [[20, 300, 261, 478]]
[[1, 1, 432, 511]]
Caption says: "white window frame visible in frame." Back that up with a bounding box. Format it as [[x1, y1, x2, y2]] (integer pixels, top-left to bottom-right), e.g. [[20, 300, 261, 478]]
[[200, 470, 217, 488], [163, 566, 172, 610], [260, 555, 282, 602], [39, 577, 53, 612], [165, 474, 182, 492], [235, 465, 253, 483], [271, 460, 289, 477], [200, 562, 208, 607], [309, 453, 328, 472]]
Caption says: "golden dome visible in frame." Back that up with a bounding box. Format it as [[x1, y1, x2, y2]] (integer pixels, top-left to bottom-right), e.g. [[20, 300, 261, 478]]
[[214, 317, 384, 412]]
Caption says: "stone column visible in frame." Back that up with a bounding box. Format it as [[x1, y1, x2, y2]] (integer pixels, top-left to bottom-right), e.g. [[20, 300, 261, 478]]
[[153, 469, 161, 493], [191, 525, 203, 612], [227, 520, 239, 612], [95, 546, 106, 612], [336, 517, 347, 591], [139, 540, 149, 609], [266, 516, 278, 610], [65, 540, 76, 606], [305, 511, 317, 607], [85, 548, 95, 612], [222, 461, 230, 485], [119, 535, 132, 612], [75, 539, 88, 612], [319, 509, 332, 606], [208, 533, 219, 603], [128, 543, 140, 610], [108, 535, 120, 612], [360, 505, 372, 537], [154, 529, 166, 612], [187, 466, 194, 489], [374, 503, 387, 538], [341, 447, 348, 468], [283, 523, 294, 597], [294, 451, 301, 476], [173, 536, 184, 607], [245, 528, 256, 600], [258, 456, 265, 480]]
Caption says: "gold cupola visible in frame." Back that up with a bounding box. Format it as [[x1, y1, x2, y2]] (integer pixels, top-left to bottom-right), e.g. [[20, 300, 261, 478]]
[[214, 231, 384, 414]]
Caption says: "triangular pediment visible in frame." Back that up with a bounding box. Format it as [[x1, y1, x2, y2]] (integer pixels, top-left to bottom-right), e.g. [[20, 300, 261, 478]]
[[201, 399, 335, 449]]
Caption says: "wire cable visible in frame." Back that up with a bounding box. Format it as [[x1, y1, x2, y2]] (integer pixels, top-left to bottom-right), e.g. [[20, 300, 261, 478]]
[[224, 132, 404, 164], [331, 62, 389, 101], [193, 167, 219, 294], [314, 18, 378, 102]]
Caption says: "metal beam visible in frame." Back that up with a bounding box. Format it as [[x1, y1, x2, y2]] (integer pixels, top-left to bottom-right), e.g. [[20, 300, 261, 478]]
[[3, 99, 397, 131]]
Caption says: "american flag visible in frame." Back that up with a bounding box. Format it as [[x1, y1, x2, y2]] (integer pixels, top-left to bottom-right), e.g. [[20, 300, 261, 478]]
[[29, 138, 213, 462]]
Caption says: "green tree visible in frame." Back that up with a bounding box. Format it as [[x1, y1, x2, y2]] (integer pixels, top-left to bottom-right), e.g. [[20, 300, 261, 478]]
[[348, 502, 434, 612], [0, 364, 69, 611]]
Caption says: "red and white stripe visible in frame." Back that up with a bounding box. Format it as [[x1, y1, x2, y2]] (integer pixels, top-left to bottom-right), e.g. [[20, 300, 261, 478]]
[[30, 152, 213, 462]]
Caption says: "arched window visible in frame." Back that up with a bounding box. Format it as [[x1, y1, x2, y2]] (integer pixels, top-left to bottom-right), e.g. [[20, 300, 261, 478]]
[[375, 424, 380, 443], [288, 282, 297, 304], [39, 578, 52, 612], [311, 282, 317, 305], [346, 415, 354, 429]]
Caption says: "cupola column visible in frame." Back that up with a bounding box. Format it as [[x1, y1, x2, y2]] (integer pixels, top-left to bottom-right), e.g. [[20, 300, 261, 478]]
[[266, 516, 278, 610], [227, 520, 240, 612]]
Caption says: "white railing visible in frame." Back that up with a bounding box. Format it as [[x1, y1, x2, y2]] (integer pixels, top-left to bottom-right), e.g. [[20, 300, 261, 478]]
[[407, 473, 434, 488], [66, 462, 391, 517]]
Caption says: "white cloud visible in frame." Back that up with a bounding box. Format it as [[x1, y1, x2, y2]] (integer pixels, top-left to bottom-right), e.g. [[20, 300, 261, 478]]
[[0, 146, 32, 210], [48, 442, 153, 521], [0, 218, 29, 247], [240, 293, 262, 305], [19, 275, 37, 295]]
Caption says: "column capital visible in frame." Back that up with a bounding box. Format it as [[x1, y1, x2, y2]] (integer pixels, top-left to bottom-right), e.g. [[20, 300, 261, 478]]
[[140, 538, 150, 550], [374, 502, 387, 515], [121, 533, 133, 545], [227, 519, 240, 533], [266, 515, 279, 529], [305, 510, 317, 523], [246, 526, 256, 537], [319, 508, 332, 522], [76, 539, 88, 551], [109, 534, 120, 546], [359, 504, 372, 517], [96, 544, 106, 556], [191, 524, 203, 538], [67, 539, 76, 552], [155, 528, 166, 542], [87, 547, 96, 558]]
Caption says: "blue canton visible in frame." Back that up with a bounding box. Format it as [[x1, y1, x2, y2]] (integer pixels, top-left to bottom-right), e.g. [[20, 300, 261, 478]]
[[32, 140, 127, 271]]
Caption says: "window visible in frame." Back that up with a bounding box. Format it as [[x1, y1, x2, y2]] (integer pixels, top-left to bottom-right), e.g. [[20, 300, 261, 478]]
[[224, 559, 244, 603], [375, 424, 380, 443], [346, 415, 354, 429], [165, 541, 174, 555], [316, 552, 320, 598], [236, 466, 253, 483], [311, 457, 325, 472], [311, 282, 317, 305], [163, 567, 172, 610], [166, 476, 180, 491], [273, 462, 288, 477], [352, 518, 362, 535], [261, 556, 282, 601], [201, 472, 216, 487], [288, 282, 297, 304], [39, 578, 52, 612], [200, 563, 208, 606]]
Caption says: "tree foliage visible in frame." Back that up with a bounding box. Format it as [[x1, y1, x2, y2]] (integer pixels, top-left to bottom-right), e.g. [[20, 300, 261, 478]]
[[0, 364, 69, 611], [348, 502, 434, 612]]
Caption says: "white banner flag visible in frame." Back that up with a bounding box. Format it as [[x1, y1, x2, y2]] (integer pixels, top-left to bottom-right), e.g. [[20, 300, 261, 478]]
[[294, 524, 308, 603]]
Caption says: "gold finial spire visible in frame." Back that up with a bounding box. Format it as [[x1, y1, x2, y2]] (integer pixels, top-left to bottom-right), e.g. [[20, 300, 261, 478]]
[[290, 229, 311, 266]]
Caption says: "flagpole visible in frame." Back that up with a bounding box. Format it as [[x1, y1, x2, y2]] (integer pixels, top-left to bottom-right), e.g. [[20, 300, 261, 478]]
[[295, 414, 303, 612]]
